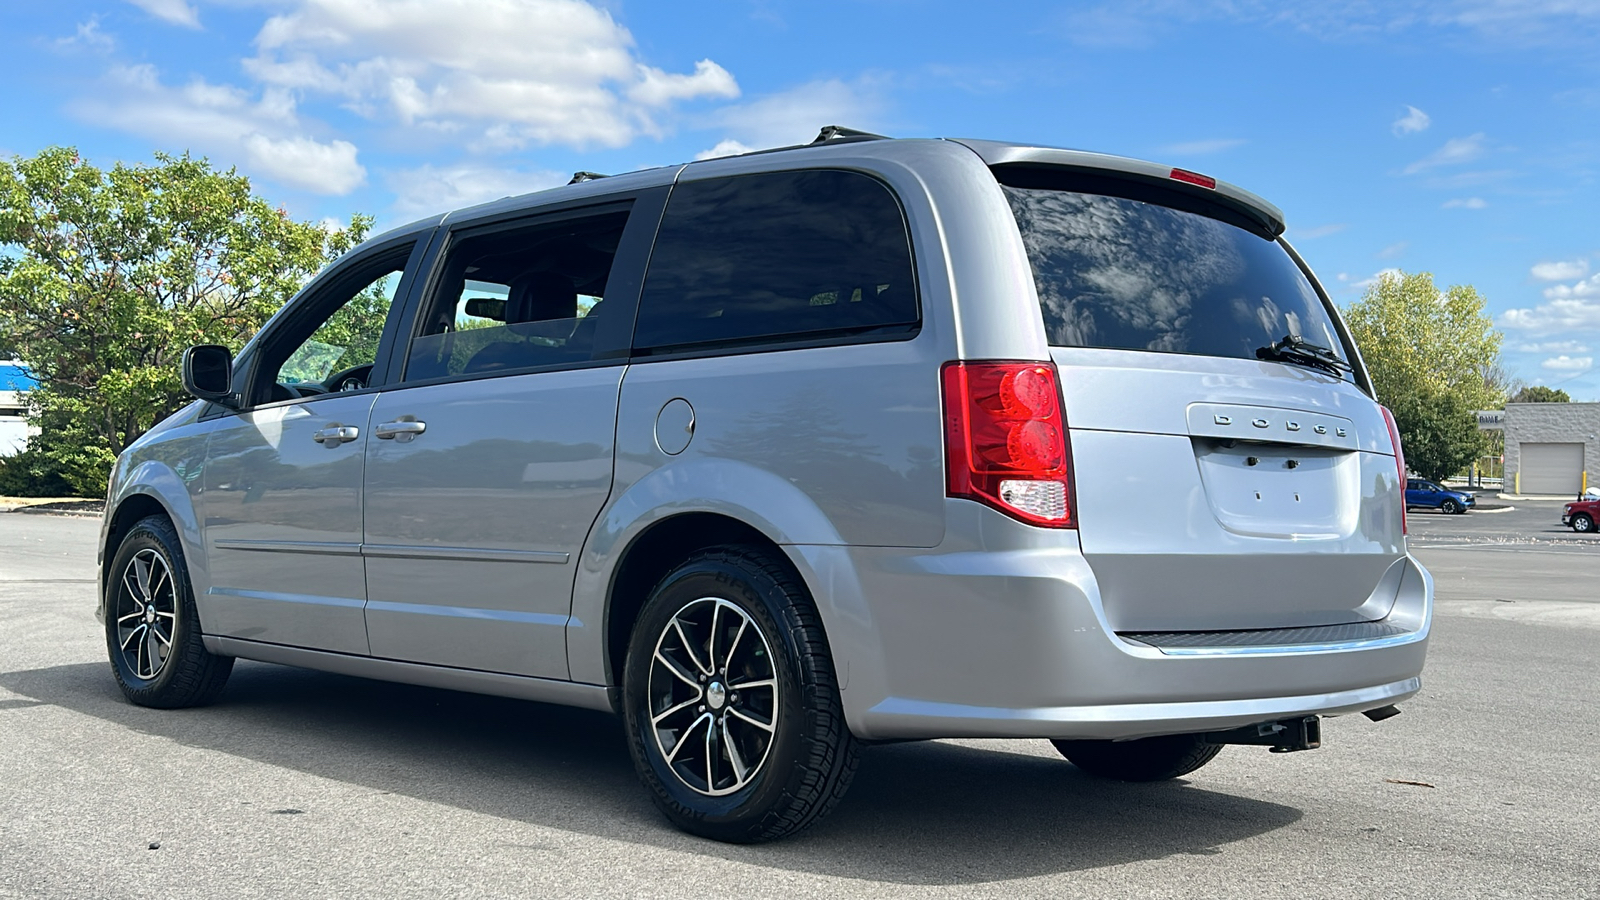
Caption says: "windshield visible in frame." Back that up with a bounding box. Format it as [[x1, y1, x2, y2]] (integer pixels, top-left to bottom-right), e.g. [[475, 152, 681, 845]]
[[1003, 184, 1353, 380]]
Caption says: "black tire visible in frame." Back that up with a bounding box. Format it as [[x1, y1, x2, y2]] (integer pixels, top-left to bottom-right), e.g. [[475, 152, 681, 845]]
[[1441, 499, 1461, 515], [622, 546, 859, 843], [105, 515, 233, 708], [1052, 734, 1223, 782], [1573, 513, 1595, 533]]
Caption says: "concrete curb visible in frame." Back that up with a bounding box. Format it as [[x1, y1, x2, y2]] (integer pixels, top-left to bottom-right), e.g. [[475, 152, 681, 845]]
[[4, 507, 102, 518]]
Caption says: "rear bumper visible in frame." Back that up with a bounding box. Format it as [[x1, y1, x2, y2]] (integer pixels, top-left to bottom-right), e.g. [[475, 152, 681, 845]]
[[787, 507, 1431, 742], [861, 676, 1420, 741]]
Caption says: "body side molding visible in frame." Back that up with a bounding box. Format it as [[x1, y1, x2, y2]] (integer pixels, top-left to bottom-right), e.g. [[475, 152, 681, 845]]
[[205, 636, 616, 713]]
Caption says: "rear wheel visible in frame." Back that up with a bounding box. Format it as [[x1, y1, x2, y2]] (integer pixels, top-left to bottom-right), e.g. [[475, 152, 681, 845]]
[[1441, 498, 1461, 515], [106, 515, 233, 708], [623, 546, 859, 843], [1052, 734, 1223, 781], [1573, 513, 1595, 533]]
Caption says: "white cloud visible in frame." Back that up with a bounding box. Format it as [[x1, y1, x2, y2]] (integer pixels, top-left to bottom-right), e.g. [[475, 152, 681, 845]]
[[1377, 241, 1408, 259], [706, 79, 882, 151], [1392, 105, 1430, 136], [242, 135, 364, 194], [1442, 197, 1487, 209], [1290, 223, 1346, 240], [1500, 297, 1600, 332], [1160, 138, 1246, 155], [73, 64, 366, 195], [55, 18, 115, 51], [630, 60, 738, 107], [1541, 355, 1593, 372], [1350, 267, 1403, 290], [386, 163, 568, 219], [695, 139, 755, 160], [1403, 133, 1487, 174], [1531, 259, 1590, 281], [1543, 273, 1600, 301], [245, 0, 739, 150], [126, 0, 200, 28], [1517, 340, 1590, 353]]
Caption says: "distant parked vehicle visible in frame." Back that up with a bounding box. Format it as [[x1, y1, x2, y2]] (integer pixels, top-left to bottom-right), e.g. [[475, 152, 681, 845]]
[[1405, 479, 1475, 515], [1563, 496, 1599, 533]]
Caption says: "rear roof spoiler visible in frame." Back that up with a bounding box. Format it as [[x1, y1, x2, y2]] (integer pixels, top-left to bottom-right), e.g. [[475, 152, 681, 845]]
[[949, 138, 1286, 239]]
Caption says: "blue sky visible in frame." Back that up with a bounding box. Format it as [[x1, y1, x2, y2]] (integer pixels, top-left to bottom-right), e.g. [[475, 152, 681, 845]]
[[4, 0, 1598, 398]]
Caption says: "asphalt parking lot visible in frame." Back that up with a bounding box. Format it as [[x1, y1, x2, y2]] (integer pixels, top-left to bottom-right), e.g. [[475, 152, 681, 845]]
[[2, 509, 1596, 899]]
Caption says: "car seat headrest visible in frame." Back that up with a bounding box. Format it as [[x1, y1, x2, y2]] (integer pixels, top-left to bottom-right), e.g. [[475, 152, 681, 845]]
[[506, 271, 577, 323]]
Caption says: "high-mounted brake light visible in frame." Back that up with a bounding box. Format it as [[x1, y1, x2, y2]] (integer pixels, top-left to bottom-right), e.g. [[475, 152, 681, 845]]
[[1380, 405, 1408, 535], [1169, 168, 1217, 189], [942, 361, 1075, 528]]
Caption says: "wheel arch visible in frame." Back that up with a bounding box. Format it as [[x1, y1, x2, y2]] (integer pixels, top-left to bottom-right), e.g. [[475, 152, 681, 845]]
[[100, 464, 204, 622], [596, 511, 797, 694]]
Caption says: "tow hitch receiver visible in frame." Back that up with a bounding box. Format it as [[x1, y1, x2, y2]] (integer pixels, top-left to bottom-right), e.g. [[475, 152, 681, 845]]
[[1204, 716, 1321, 753]]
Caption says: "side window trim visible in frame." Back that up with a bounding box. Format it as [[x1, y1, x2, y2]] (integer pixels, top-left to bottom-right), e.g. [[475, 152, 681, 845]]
[[628, 168, 922, 358], [379, 188, 669, 390], [366, 233, 438, 389], [201, 231, 433, 418]]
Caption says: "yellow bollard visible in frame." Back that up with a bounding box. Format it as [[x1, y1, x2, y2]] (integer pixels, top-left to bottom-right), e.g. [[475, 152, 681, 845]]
[[1515, 471, 1521, 495]]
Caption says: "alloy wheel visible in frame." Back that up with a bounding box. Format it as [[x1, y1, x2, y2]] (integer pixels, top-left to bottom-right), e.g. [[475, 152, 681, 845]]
[[647, 597, 779, 797], [113, 548, 177, 681]]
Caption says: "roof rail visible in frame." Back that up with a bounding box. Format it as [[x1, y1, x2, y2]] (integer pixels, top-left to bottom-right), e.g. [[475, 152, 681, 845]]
[[811, 125, 889, 144], [568, 171, 609, 185]]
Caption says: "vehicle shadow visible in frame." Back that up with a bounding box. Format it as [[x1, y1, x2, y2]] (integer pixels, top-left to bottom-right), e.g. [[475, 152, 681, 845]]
[[1, 660, 1303, 885]]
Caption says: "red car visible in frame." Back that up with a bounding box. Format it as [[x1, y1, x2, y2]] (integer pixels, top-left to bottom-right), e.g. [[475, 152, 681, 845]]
[[1563, 497, 1599, 533]]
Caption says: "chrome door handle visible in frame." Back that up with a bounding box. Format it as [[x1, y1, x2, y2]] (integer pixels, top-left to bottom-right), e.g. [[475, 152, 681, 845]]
[[374, 419, 427, 441], [313, 425, 360, 446]]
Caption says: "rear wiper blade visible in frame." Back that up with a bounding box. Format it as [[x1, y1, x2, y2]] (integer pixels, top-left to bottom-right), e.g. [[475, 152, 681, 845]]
[[1255, 334, 1352, 375]]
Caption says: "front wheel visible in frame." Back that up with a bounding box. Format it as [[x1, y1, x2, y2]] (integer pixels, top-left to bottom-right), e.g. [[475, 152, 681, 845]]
[[623, 546, 859, 843], [1441, 499, 1462, 515], [1573, 513, 1595, 533], [1052, 734, 1223, 781], [105, 515, 233, 708]]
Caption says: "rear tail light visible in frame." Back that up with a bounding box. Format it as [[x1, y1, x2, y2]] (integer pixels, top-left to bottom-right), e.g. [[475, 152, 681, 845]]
[[1380, 405, 1408, 535], [942, 361, 1075, 528]]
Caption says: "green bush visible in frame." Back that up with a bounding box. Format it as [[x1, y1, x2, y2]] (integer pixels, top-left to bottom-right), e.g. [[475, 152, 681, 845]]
[[0, 448, 77, 497]]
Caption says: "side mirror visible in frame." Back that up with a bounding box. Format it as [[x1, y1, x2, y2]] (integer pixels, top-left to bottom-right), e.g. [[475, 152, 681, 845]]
[[182, 344, 238, 407]]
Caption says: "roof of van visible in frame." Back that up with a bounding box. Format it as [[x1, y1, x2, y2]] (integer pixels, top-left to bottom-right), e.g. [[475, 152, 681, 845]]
[[383, 130, 1288, 240]]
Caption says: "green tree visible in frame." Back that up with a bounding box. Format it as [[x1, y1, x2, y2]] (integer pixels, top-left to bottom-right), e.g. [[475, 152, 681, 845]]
[[0, 147, 368, 495], [1344, 270, 1504, 481], [1387, 386, 1483, 482], [1509, 385, 1571, 403]]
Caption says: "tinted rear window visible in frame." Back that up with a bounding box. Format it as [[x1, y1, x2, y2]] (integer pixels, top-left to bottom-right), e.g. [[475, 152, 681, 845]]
[[633, 169, 918, 353], [1003, 184, 1351, 376]]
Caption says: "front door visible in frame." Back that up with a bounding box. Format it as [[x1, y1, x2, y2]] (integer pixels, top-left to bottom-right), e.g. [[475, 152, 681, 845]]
[[361, 203, 648, 679], [199, 239, 420, 655]]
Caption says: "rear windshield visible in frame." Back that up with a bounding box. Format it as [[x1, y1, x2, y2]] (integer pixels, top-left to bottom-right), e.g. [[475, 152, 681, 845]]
[[1002, 184, 1352, 377]]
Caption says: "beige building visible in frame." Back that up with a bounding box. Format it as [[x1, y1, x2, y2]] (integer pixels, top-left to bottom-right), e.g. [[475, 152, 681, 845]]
[[1503, 401, 1600, 496]]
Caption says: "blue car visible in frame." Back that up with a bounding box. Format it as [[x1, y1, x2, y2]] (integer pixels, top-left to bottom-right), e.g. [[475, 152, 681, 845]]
[[1406, 479, 1476, 514]]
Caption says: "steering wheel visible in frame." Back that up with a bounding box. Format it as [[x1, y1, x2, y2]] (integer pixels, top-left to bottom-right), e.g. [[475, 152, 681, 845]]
[[324, 363, 374, 392]]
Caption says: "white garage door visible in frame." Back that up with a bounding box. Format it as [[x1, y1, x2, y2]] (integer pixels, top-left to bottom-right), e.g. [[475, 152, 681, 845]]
[[1521, 442, 1585, 495]]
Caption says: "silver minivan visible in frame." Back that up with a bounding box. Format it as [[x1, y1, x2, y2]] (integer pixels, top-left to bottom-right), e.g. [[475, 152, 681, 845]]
[[99, 128, 1431, 843]]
